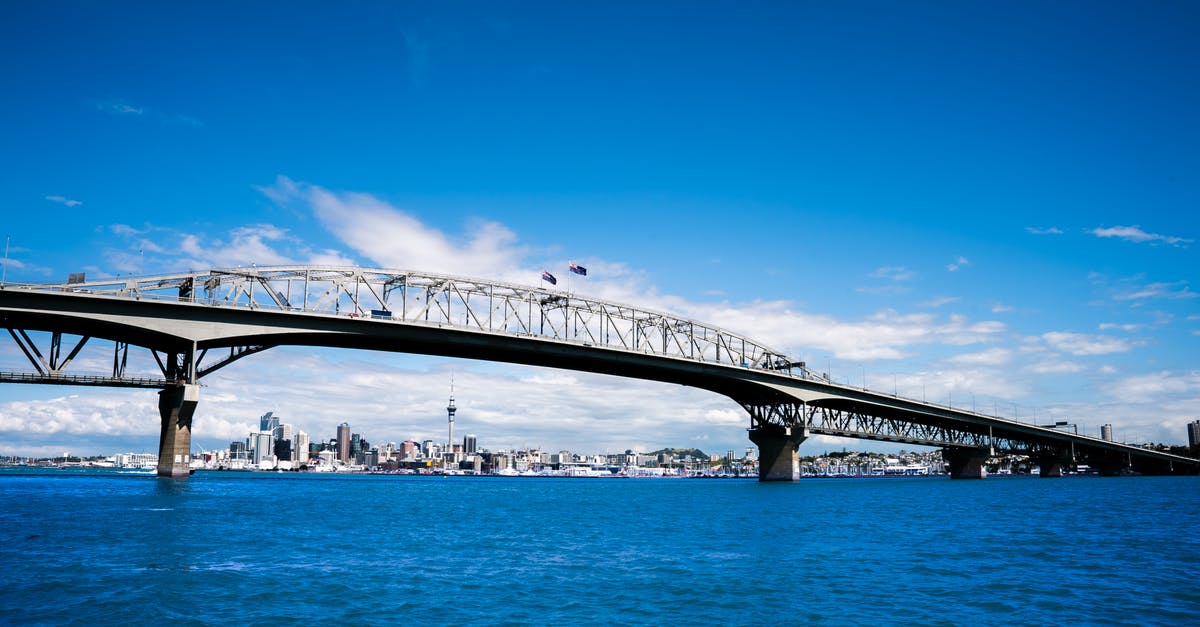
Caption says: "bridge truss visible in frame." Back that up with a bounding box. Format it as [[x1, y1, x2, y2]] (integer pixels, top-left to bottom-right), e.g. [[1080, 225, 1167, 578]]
[[3, 265, 801, 380], [1, 265, 1196, 475]]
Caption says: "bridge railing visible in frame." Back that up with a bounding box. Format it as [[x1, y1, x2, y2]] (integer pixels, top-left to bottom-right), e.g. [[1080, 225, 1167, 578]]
[[10, 265, 810, 378]]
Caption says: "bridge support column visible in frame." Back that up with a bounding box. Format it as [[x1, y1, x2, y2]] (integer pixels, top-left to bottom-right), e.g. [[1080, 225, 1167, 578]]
[[157, 384, 199, 478], [1038, 459, 1066, 478], [942, 447, 990, 479], [749, 424, 807, 482]]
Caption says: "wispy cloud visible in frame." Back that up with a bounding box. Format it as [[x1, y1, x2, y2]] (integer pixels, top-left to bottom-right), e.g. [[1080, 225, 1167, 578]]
[[1111, 280, 1196, 302], [946, 347, 1011, 366], [1026, 227, 1063, 236], [1091, 225, 1192, 247], [1103, 370, 1200, 403], [870, 266, 915, 282], [946, 256, 970, 272], [1041, 331, 1133, 356], [258, 176, 533, 284], [255, 177, 1012, 363], [45, 195, 83, 207], [92, 97, 202, 126], [1024, 359, 1085, 374], [1098, 322, 1143, 332], [103, 219, 353, 275], [921, 296, 959, 308], [95, 98, 144, 116]]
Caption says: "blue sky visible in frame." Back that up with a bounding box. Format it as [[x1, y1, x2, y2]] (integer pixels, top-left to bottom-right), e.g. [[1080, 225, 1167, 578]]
[[1, 1, 1197, 458]]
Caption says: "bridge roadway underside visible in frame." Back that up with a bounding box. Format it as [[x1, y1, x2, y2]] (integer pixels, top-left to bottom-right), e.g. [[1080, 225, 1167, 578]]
[[742, 395, 1200, 480], [3, 288, 1199, 480]]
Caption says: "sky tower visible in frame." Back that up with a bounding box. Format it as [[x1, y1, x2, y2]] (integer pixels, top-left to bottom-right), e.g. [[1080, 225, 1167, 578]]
[[446, 377, 456, 457]]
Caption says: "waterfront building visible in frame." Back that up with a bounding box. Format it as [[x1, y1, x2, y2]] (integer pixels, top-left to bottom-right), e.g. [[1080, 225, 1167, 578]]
[[337, 423, 351, 464], [252, 431, 274, 465], [1101, 424, 1114, 442], [273, 438, 292, 461], [276, 423, 293, 448], [464, 434, 477, 455], [1189, 420, 1200, 448], [260, 411, 279, 433], [115, 452, 157, 468], [294, 431, 310, 464]]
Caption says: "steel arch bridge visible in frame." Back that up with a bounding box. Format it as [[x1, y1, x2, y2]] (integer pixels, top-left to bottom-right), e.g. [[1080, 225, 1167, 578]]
[[1, 265, 1196, 479]]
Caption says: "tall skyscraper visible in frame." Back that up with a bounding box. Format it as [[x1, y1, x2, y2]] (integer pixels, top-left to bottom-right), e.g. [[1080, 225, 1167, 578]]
[[252, 431, 274, 465], [464, 434, 477, 455], [447, 384, 457, 456], [337, 422, 351, 464], [260, 411, 279, 433], [1188, 420, 1200, 448], [294, 431, 310, 464], [276, 423, 293, 447], [1101, 424, 1114, 442]]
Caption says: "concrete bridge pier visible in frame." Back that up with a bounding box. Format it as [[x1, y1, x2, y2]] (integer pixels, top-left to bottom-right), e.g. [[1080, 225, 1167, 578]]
[[1033, 448, 1075, 477], [1037, 458, 1068, 478], [157, 384, 199, 478], [942, 447, 990, 479], [749, 424, 808, 482]]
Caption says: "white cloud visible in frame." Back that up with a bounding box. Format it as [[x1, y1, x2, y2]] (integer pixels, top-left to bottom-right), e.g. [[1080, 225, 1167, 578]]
[[1098, 323, 1143, 332], [1041, 331, 1133, 356], [1103, 370, 1200, 404], [1091, 225, 1192, 247], [921, 296, 959, 308], [45, 195, 82, 207], [258, 176, 533, 283], [947, 256, 970, 272], [92, 97, 202, 126], [103, 219, 356, 274], [870, 266, 915, 281], [1026, 227, 1063, 235], [253, 178, 1010, 363], [1024, 359, 1085, 374], [1112, 281, 1196, 302], [946, 348, 1011, 366], [95, 98, 144, 116]]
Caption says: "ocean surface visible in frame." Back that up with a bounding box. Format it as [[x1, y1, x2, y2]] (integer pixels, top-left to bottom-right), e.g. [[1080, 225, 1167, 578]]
[[2, 469, 1197, 625]]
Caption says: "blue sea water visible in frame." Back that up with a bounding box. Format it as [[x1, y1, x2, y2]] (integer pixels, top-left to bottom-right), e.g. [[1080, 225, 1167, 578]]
[[1, 470, 1198, 625]]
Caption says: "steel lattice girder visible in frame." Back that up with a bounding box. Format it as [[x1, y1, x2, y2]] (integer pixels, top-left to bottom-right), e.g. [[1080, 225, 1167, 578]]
[[0, 325, 266, 387], [742, 401, 1074, 453], [16, 265, 800, 375]]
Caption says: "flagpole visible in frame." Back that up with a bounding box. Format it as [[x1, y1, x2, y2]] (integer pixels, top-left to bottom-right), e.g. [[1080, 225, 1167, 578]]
[[1, 235, 9, 286]]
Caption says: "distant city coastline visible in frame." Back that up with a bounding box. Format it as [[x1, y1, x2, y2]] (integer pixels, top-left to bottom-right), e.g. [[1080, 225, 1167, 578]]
[[5, 407, 1196, 478]]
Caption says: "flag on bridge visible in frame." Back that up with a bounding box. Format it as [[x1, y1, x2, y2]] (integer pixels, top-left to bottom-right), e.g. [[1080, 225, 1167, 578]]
[[541, 270, 557, 285], [569, 262, 587, 276]]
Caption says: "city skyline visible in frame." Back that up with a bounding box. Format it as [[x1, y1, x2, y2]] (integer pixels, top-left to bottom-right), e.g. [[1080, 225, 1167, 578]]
[[1, 2, 1198, 457]]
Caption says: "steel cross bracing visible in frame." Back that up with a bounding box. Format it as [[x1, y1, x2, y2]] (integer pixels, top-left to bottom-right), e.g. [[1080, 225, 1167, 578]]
[[0, 326, 268, 388], [9, 265, 802, 376], [743, 401, 1064, 454]]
